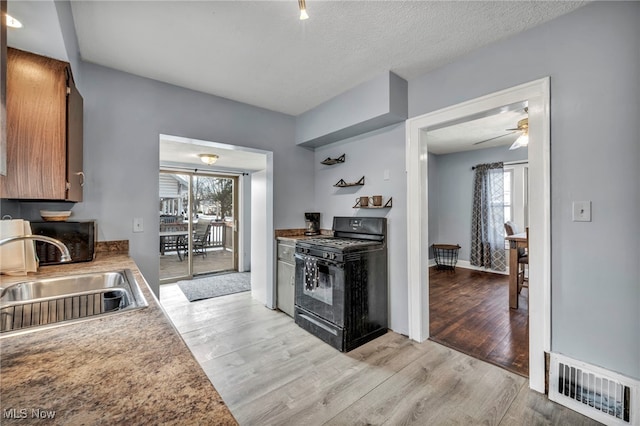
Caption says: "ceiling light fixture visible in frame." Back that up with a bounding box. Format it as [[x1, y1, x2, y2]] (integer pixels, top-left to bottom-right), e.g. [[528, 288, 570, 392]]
[[199, 153, 219, 165], [6, 14, 23, 29], [298, 0, 309, 20], [509, 117, 529, 150]]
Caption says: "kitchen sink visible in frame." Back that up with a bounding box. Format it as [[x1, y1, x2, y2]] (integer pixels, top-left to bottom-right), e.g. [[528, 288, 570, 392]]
[[0, 270, 148, 336]]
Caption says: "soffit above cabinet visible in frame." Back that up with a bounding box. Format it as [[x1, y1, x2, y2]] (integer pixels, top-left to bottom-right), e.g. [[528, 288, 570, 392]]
[[296, 72, 407, 149]]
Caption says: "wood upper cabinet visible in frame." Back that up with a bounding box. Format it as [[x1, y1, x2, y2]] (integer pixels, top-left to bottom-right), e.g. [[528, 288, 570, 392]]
[[0, 48, 83, 201]]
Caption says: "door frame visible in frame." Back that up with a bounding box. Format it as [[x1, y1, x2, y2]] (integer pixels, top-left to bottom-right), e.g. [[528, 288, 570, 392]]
[[159, 170, 240, 282], [405, 77, 551, 392]]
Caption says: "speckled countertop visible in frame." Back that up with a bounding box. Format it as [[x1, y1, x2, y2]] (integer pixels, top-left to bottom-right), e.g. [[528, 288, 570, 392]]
[[0, 253, 238, 425], [274, 229, 332, 241]]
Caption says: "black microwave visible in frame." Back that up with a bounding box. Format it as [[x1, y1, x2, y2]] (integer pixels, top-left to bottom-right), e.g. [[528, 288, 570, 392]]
[[30, 221, 96, 265]]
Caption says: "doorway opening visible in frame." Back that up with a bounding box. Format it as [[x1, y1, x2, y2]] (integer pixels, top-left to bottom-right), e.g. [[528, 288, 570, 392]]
[[425, 109, 531, 375], [406, 78, 550, 392], [157, 133, 275, 309], [159, 170, 238, 282]]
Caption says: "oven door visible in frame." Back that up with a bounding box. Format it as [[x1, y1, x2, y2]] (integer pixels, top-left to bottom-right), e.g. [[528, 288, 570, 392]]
[[294, 253, 345, 326]]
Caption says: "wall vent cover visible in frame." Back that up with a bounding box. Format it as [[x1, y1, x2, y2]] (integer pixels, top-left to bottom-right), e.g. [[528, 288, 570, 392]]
[[549, 353, 639, 425]]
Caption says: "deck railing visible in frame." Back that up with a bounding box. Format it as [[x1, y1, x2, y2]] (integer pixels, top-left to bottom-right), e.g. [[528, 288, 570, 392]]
[[160, 221, 233, 254], [209, 222, 225, 248]]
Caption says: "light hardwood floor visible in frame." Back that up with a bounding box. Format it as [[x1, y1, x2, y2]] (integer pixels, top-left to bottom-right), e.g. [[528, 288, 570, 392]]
[[159, 284, 600, 425]]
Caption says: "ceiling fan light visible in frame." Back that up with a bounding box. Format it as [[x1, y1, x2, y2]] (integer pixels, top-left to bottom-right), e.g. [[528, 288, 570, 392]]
[[199, 153, 219, 165], [298, 0, 309, 20], [509, 133, 529, 150]]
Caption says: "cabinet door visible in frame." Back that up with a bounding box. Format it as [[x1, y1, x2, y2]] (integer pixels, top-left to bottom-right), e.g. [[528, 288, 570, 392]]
[[66, 70, 83, 202], [277, 260, 295, 317], [0, 49, 67, 199]]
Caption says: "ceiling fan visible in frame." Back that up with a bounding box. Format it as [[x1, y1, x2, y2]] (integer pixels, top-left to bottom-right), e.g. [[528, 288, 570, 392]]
[[472, 108, 529, 149], [507, 116, 529, 150]]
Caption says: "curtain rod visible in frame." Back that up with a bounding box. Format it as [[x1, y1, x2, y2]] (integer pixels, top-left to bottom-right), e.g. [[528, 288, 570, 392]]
[[471, 160, 529, 170], [160, 166, 249, 176]]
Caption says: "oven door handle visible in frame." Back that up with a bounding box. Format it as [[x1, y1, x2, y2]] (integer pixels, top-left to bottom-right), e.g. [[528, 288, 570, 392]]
[[295, 253, 343, 269], [316, 259, 344, 269]]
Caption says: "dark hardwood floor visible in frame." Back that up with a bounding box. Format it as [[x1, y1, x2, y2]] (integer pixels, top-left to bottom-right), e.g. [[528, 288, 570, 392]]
[[429, 266, 529, 377]]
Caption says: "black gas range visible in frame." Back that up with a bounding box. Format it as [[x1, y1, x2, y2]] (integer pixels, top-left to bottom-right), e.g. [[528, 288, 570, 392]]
[[294, 217, 388, 352]]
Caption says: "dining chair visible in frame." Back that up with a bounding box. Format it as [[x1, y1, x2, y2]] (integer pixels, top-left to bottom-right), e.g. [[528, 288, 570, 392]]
[[518, 227, 529, 294], [505, 222, 528, 293]]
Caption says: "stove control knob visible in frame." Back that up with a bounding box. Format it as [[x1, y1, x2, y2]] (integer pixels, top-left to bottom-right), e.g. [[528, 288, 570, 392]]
[[329, 253, 336, 260], [322, 252, 329, 259]]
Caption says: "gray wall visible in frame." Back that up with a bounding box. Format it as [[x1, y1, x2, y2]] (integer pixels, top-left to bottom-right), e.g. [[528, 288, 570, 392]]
[[409, 2, 640, 379], [313, 124, 407, 332], [428, 145, 528, 262], [53, 0, 82, 89], [68, 62, 314, 295]]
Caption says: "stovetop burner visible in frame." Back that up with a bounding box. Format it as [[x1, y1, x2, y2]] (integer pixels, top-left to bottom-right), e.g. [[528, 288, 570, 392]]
[[298, 237, 382, 252]]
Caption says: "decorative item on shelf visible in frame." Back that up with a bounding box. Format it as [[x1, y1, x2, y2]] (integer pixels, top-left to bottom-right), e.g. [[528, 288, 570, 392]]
[[353, 197, 393, 209], [334, 176, 365, 188], [354, 196, 369, 207], [320, 154, 345, 166]]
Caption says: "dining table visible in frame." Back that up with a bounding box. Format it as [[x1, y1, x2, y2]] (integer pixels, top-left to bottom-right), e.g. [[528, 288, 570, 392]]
[[159, 230, 189, 260], [505, 231, 527, 309]]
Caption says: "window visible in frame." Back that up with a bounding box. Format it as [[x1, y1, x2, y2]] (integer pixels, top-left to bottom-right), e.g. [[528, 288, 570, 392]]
[[504, 169, 513, 223], [504, 169, 514, 249]]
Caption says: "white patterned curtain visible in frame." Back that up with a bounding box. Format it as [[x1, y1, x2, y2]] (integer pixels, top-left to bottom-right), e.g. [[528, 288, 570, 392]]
[[470, 162, 506, 271]]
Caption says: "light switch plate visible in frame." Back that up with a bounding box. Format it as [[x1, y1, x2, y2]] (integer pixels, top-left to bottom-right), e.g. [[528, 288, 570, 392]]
[[572, 201, 591, 222], [133, 217, 144, 232]]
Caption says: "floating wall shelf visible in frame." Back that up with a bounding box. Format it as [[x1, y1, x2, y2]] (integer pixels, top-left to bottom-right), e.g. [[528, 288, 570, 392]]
[[334, 176, 365, 188], [321, 154, 345, 166], [353, 197, 393, 209]]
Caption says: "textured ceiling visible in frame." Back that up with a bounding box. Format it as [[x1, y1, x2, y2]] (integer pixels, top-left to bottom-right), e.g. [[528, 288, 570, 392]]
[[68, 1, 587, 116]]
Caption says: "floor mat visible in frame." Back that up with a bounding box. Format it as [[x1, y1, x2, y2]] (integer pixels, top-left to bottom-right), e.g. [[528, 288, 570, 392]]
[[177, 272, 250, 302]]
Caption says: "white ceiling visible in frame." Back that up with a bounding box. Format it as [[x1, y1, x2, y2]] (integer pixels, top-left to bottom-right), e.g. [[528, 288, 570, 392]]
[[427, 108, 527, 155], [159, 135, 267, 172], [64, 0, 587, 116], [7, 0, 68, 61]]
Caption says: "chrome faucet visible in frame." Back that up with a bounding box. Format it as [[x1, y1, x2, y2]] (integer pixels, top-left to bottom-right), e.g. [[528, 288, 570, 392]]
[[0, 235, 72, 299], [0, 234, 72, 262]]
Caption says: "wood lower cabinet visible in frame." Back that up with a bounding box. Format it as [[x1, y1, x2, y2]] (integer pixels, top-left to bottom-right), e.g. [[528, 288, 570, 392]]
[[276, 239, 295, 317], [0, 48, 83, 201]]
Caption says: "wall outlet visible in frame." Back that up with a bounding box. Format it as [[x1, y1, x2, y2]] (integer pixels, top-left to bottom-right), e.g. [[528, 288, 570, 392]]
[[133, 217, 144, 232], [384, 169, 390, 181], [572, 201, 591, 222]]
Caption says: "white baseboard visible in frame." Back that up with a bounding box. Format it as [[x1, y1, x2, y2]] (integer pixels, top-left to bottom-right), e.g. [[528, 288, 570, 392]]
[[428, 258, 509, 275]]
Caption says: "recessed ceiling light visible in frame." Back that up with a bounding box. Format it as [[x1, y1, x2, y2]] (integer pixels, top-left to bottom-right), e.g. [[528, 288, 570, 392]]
[[6, 14, 23, 29]]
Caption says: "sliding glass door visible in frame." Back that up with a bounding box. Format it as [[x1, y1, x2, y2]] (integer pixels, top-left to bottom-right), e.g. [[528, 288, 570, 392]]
[[159, 170, 238, 283]]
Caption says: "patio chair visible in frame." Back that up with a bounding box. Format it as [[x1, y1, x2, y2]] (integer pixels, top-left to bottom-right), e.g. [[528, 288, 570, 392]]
[[182, 220, 212, 259]]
